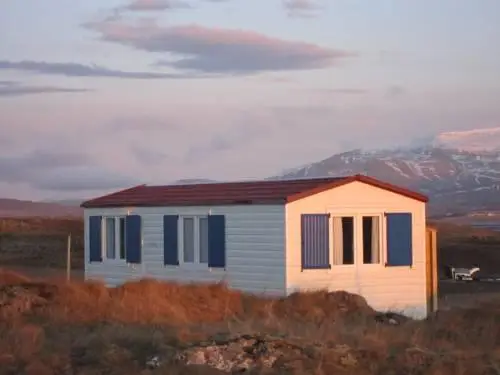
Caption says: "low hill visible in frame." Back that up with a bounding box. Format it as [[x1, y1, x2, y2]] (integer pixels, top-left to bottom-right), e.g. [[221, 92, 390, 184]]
[[0, 198, 83, 218]]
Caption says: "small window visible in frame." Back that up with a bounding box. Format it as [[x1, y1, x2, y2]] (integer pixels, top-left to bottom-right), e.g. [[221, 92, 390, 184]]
[[332, 216, 354, 265], [183, 217, 195, 263], [105, 217, 116, 259], [103, 216, 127, 261], [179, 216, 210, 266], [199, 217, 209, 264], [362, 216, 381, 264]]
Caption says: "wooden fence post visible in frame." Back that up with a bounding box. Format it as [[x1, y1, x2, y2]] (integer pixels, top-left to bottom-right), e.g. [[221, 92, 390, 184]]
[[66, 233, 72, 282]]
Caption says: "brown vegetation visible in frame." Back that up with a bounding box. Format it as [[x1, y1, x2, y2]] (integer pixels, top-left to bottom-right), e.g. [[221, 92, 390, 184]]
[[431, 221, 500, 274], [0, 218, 84, 269], [0, 268, 500, 375], [1, 217, 500, 373]]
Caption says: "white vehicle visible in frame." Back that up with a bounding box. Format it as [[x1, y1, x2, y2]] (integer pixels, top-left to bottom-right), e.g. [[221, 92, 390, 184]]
[[450, 266, 480, 281]]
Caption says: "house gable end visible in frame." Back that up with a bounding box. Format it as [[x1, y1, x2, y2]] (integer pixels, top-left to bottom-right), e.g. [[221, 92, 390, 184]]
[[286, 174, 428, 204]]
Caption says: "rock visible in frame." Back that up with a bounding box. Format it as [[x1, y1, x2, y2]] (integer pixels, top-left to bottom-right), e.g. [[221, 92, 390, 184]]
[[374, 312, 410, 326], [177, 334, 358, 373], [145, 355, 161, 369]]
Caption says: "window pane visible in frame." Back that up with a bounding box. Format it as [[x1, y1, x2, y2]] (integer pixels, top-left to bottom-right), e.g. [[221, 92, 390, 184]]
[[199, 217, 209, 264], [183, 218, 195, 263], [341, 217, 354, 265], [332, 216, 354, 265], [105, 218, 116, 259], [119, 218, 126, 260], [363, 216, 380, 264]]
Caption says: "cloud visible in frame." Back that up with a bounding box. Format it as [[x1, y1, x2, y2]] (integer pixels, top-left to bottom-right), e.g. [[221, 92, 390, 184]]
[[386, 85, 406, 99], [283, 0, 322, 18], [0, 150, 137, 191], [184, 115, 271, 163], [123, 0, 192, 11], [33, 167, 139, 191], [87, 19, 355, 74], [131, 146, 171, 165], [108, 116, 180, 132], [0, 80, 16, 86], [0, 60, 207, 79], [316, 88, 368, 95], [0, 80, 89, 97]]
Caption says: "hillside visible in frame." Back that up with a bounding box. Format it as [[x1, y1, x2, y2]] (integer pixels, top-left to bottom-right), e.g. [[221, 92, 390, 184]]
[[276, 129, 500, 216], [0, 198, 83, 218]]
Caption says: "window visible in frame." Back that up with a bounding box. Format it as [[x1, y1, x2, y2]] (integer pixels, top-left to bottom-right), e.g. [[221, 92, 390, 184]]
[[180, 216, 208, 265], [332, 216, 355, 265], [183, 217, 195, 263], [163, 214, 226, 268], [362, 216, 381, 264], [103, 216, 126, 261], [105, 218, 116, 259]]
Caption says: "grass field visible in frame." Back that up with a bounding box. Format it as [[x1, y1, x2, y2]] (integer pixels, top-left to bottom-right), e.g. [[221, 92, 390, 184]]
[[1, 216, 500, 374]]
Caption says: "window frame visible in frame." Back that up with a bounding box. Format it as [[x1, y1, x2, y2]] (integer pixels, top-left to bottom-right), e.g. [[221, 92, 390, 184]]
[[178, 215, 209, 267], [325, 209, 387, 268], [101, 215, 127, 263]]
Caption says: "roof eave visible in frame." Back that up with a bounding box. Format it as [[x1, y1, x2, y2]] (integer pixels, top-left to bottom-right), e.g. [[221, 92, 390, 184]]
[[80, 184, 147, 208], [81, 198, 287, 209]]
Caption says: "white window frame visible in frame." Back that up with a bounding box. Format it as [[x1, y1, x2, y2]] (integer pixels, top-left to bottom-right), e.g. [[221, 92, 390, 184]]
[[359, 213, 384, 266], [102, 215, 127, 262], [327, 209, 386, 268], [178, 215, 209, 267], [330, 214, 357, 268]]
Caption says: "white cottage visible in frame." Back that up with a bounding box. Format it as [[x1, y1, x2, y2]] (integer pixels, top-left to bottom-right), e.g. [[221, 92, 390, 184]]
[[81, 174, 438, 319]]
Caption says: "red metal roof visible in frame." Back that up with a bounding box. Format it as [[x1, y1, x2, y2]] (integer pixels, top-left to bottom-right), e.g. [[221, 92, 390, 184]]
[[80, 174, 428, 208]]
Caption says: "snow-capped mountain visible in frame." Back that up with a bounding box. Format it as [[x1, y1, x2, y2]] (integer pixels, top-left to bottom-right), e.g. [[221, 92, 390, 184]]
[[276, 128, 500, 216]]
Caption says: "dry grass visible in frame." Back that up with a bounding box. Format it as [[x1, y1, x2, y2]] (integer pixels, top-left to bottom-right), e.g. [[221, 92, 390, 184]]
[[1, 268, 500, 375], [0, 218, 84, 269]]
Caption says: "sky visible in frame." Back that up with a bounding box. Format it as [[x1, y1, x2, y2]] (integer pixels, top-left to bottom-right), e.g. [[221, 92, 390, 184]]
[[1, 0, 499, 200]]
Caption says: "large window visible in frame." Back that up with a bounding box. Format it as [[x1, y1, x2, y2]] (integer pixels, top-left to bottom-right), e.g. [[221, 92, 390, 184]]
[[103, 216, 126, 261], [332, 216, 355, 265], [362, 216, 381, 264], [181, 216, 209, 265]]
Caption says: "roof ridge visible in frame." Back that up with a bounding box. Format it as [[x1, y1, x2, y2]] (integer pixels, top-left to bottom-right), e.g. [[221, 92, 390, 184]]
[[145, 176, 344, 188]]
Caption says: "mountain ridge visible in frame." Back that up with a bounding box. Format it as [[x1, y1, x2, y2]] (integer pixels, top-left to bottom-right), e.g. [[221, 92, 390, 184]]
[[277, 143, 500, 216]]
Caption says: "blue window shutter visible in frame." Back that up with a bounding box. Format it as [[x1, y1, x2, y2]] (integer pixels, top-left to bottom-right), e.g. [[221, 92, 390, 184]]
[[125, 215, 142, 264], [89, 216, 102, 262], [386, 213, 413, 266], [208, 215, 226, 268], [163, 215, 179, 266], [301, 214, 330, 270]]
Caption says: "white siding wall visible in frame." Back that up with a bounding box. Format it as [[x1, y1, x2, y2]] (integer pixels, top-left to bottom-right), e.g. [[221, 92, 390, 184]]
[[84, 204, 286, 296], [285, 181, 428, 319]]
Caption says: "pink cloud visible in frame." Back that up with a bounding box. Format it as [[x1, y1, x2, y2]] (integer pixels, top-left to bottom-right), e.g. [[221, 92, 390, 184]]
[[124, 0, 191, 11], [87, 19, 355, 74]]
